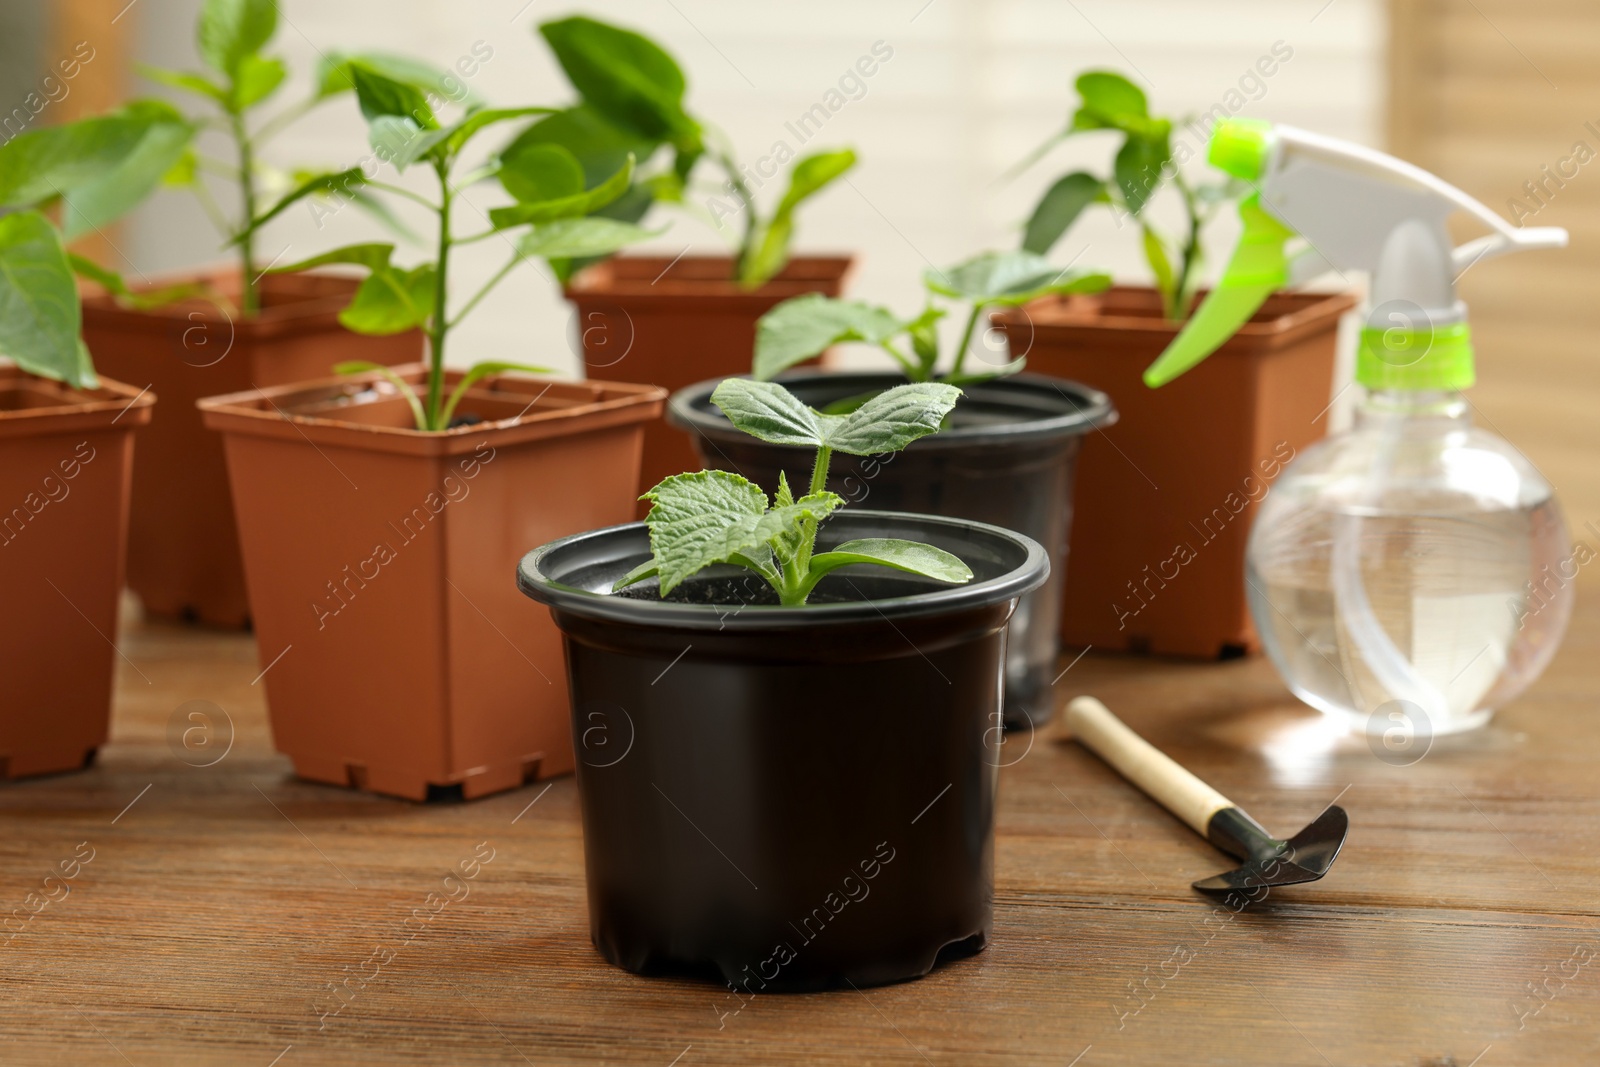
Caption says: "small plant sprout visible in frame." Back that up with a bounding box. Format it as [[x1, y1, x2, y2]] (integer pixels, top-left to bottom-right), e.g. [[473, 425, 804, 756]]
[[238, 61, 662, 431], [127, 0, 471, 316], [752, 250, 1110, 387], [532, 15, 856, 288], [615, 379, 973, 606], [1012, 70, 1246, 320]]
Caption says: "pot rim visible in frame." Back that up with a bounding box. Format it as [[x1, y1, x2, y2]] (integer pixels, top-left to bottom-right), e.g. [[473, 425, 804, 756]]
[[198, 364, 665, 457], [0, 363, 155, 435], [667, 370, 1116, 448], [517, 509, 1049, 631]]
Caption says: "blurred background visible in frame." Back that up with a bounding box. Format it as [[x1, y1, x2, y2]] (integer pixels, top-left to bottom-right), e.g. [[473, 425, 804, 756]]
[[6, 0, 1596, 523]]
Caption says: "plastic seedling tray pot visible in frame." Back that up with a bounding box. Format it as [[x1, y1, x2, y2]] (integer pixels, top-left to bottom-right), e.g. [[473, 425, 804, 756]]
[[517, 510, 1048, 992], [668, 370, 1113, 729]]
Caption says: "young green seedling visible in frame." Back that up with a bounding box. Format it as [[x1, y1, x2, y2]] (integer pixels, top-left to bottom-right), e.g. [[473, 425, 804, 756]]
[[615, 379, 972, 606], [234, 61, 663, 431], [109, 0, 478, 316], [751, 249, 1110, 388], [531, 15, 856, 288], [1012, 70, 1245, 320]]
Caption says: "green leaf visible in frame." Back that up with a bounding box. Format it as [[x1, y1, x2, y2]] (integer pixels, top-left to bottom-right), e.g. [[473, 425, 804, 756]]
[[0, 211, 92, 388], [926, 249, 1110, 307], [335, 360, 426, 430], [163, 147, 199, 187], [612, 558, 659, 591], [198, 0, 277, 78], [537, 16, 701, 150], [503, 104, 656, 186], [1113, 132, 1171, 216], [137, 64, 229, 105], [442, 106, 557, 157], [487, 153, 634, 228], [350, 64, 436, 129], [710, 378, 826, 449], [0, 111, 166, 209], [638, 471, 768, 596], [269, 243, 433, 335], [438, 360, 554, 429], [741, 147, 856, 288], [824, 382, 961, 456], [805, 538, 973, 589], [368, 115, 448, 172], [60, 103, 194, 239], [514, 217, 661, 260], [342, 264, 435, 335], [752, 294, 902, 381], [67, 252, 125, 294], [272, 243, 401, 275], [1074, 71, 1148, 129], [233, 53, 287, 109], [315, 52, 479, 106], [498, 142, 585, 203], [236, 167, 366, 242], [1022, 171, 1103, 255], [1141, 224, 1175, 305], [637, 470, 842, 596]]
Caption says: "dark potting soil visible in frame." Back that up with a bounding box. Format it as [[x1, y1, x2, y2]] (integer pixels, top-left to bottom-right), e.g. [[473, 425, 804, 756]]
[[447, 413, 485, 428], [613, 574, 860, 607]]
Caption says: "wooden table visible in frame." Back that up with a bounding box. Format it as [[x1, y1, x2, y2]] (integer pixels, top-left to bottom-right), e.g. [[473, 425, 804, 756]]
[[4, 594, 1598, 1067]]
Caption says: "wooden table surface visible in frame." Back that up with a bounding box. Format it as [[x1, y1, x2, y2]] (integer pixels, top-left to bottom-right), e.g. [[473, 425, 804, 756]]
[[4, 591, 1598, 1067]]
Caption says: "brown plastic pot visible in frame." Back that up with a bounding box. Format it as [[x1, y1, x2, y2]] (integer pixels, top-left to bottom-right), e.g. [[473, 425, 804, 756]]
[[82, 270, 422, 628], [198, 366, 664, 801], [1, 367, 153, 779], [564, 254, 853, 510], [995, 286, 1356, 658]]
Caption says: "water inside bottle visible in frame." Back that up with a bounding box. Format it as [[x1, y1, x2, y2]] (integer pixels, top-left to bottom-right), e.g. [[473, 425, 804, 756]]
[[1249, 494, 1573, 735]]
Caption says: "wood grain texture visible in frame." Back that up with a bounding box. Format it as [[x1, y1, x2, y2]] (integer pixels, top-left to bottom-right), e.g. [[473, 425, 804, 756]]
[[2, 586, 1598, 1066]]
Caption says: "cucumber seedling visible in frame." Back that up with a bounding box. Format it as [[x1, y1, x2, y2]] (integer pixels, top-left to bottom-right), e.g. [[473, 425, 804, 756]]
[[616, 378, 973, 606], [750, 249, 1110, 396]]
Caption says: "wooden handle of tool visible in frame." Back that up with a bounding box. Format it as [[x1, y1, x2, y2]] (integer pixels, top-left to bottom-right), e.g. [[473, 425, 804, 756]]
[[1062, 696, 1233, 836]]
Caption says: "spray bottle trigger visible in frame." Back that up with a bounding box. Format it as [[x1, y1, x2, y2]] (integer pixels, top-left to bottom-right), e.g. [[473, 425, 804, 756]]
[[1142, 194, 1295, 387]]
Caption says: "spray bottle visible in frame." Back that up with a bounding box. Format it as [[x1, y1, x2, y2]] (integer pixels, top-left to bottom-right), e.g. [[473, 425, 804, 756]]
[[1146, 118, 1573, 738]]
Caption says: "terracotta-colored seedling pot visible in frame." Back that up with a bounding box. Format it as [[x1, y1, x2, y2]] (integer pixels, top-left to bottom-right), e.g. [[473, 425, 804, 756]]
[[1, 367, 153, 779], [82, 270, 422, 629], [995, 286, 1355, 658], [199, 366, 664, 801], [565, 254, 852, 510]]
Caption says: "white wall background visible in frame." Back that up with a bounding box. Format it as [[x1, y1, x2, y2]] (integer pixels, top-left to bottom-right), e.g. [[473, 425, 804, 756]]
[[126, 0, 1384, 376]]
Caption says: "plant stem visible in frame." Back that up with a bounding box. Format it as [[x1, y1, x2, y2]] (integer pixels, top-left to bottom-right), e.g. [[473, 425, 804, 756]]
[[229, 110, 260, 316], [1171, 170, 1203, 321], [950, 303, 984, 377], [716, 150, 759, 283], [808, 446, 833, 497], [426, 159, 453, 430]]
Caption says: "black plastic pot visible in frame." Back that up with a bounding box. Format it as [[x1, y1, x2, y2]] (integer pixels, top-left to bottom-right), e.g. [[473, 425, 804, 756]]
[[517, 510, 1048, 992], [668, 370, 1114, 728]]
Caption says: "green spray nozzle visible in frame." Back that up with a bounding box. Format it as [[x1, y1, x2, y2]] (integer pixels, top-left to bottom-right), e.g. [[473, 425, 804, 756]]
[[1142, 191, 1292, 387]]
